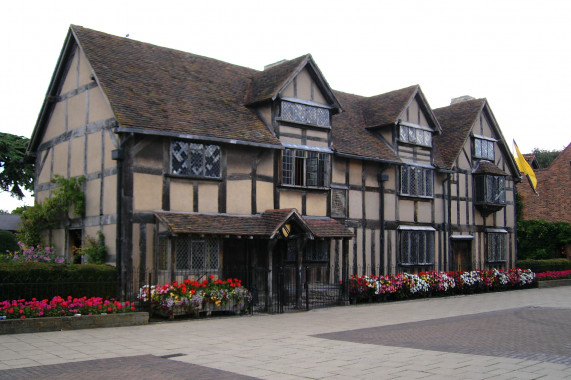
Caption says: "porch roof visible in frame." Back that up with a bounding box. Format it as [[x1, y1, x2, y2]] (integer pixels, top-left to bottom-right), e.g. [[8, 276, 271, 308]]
[[154, 209, 354, 239]]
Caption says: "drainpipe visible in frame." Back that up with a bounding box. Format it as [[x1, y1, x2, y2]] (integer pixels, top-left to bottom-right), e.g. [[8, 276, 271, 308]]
[[442, 173, 451, 271], [378, 168, 389, 275], [112, 144, 125, 299]]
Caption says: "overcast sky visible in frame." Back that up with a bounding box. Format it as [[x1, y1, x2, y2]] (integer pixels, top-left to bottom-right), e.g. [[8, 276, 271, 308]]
[[1, 0, 570, 211]]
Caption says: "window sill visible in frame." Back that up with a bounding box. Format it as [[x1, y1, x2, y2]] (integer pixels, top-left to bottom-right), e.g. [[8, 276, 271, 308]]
[[398, 263, 434, 267], [166, 173, 222, 181], [398, 194, 434, 201], [279, 184, 330, 191]]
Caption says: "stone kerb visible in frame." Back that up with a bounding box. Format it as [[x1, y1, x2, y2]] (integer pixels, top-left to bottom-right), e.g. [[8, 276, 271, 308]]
[[0, 312, 149, 335], [538, 279, 571, 288]]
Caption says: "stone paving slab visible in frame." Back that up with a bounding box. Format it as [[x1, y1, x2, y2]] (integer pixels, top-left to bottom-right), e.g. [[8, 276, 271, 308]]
[[0, 354, 259, 380], [313, 306, 571, 366]]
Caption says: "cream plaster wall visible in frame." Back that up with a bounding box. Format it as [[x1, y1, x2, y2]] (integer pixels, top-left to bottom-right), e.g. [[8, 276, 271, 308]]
[[43, 101, 66, 141], [332, 158, 346, 184], [348, 189, 362, 219], [417, 202, 432, 223], [227, 150, 252, 173], [399, 199, 414, 222], [364, 192, 379, 220], [102, 175, 117, 215], [78, 51, 92, 88], [102, 224, 116, 259], [52, 144, 68, 177], [364, 165, 378, 187], [69, 137, 84, 177], [86, 132, 102, 174], [104, 132, 116, 170], [170, 179, 194, 212], [227, 180, 252, 214], [85, 178, 101, 217], [279, 191, 302, 211], [257, 152, 274, 177], [348, 161, 361, 186], [133, 173, 162, 211], [38, 150, 52, 184], [305, 192, 327, 216], [256, 181, 274, 212], [198, 183, 219, 213], [60, 49, 78, 94], [68, 92, 86, 130], [88, 87, 113, 123]]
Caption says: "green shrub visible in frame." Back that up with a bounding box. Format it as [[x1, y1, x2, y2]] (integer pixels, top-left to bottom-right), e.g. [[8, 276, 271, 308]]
[[0, 230, 19, 255], [517, 259, 571, 273], [517, 220, 571, 260], [0, 262, 116, 301]]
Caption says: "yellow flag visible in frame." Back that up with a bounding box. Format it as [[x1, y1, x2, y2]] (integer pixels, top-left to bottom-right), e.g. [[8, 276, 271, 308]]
[[513, 140, 538, 194]]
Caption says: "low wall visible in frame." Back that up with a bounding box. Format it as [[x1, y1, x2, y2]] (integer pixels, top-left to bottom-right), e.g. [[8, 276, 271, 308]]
[[0, 312, 149, 335], [538, 279, 571, 288]]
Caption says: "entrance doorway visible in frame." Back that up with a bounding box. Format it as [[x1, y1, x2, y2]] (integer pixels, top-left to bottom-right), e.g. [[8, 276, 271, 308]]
[[451, 238, 472, 272]]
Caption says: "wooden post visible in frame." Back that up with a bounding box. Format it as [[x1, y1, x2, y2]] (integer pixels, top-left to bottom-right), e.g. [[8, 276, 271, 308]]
[[295, 236, 307, 309], [342, 238, 350, 304], [266, 239, 277, 312]]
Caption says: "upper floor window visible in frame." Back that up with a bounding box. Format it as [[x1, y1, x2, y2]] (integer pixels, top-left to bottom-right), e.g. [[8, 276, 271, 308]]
[[282, 148, 329, 188], [474, 174, 505, 205], [400, 165, 433, 198], [474, 137, 495, 160], [171, 141, 221, 178], [281, 100, 330, 127], [398, 228, 435, 266], [486, 231, 507, 262], [399, 125, 432, 147]]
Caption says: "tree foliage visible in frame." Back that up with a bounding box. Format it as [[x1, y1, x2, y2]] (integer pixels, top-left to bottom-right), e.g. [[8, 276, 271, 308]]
[[15, 175, 85, 247], [531, 147, 562, 169], [517, 219, 571, 260], [0, 133, 34, 199]]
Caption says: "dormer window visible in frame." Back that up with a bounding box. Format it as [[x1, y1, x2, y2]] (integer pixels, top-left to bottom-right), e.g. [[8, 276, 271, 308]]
[[399, 123, 432, 147], [474, 136, 495, 160], [280, 99, 330, 127]]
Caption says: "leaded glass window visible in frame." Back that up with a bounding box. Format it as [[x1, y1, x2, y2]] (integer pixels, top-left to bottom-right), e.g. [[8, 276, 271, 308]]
[[474, 138, 494, 160], [399, 230, 434, 265], [399, 125, 432, 147], [281, 101, 330, 127], [487, 232, 506, 262], [171, 141, 221, 178], [400, 166, 433, 197], [173, 236, 219, 272], [474, 175, 506, 205], [282, 148, 329, 188]]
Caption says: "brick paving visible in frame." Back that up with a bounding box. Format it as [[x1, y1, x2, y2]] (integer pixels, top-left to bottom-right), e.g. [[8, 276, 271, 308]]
[[0, 287, 570, 379], [0, 354, 259, 380], [313, 306, 571, 365]]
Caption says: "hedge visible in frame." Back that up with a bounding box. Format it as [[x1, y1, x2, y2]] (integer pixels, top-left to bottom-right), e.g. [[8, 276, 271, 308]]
[[0, 262, 117, 301], [518, 259, 571, 273]]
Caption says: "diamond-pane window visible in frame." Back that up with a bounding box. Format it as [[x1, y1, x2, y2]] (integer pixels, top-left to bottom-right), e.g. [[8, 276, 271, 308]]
[[487, 232, 506, 262], [281, 101, 330, 127], [474, 138, 494, 160], [171, 141, 220, 178], [399, 125, 432, 147], [399, 229, 434, 265], [170, 236, 219, 272], [400, 166, 433, 197]]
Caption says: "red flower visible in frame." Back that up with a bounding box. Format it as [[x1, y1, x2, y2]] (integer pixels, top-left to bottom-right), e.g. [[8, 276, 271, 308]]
[[209, 274, 215, 280]]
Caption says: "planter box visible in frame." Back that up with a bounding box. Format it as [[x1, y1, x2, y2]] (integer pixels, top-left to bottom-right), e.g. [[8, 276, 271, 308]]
[[203, 300, 245, 316], [538, 279, 571, 288], [0, 312, 149, 335]]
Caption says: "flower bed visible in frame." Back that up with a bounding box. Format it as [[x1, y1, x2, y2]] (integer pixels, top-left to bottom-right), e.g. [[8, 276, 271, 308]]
[[349, 268, 536, 303], [0, 296, 136, 320], [535, 270, 571, 280], [139, 276, 252, 319]]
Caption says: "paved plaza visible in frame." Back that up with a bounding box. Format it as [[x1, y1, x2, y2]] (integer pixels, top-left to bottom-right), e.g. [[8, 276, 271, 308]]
[[0, 286, 570, 379]]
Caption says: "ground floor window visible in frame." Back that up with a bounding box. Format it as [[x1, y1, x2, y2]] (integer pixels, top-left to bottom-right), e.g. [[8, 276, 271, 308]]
[[157, 236, 219, 272], [285, 239, 330, 263], [486, 231, 507, 262], [398, 228, 435, 266]]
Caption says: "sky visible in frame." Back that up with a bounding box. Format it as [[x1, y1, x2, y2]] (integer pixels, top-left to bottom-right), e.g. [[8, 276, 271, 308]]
[[1, 0, 570, 211]]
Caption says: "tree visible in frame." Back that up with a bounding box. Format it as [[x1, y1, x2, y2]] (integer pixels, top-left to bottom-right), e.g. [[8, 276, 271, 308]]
[[531, 147, 562, 169], [0, 132, 34, 199]]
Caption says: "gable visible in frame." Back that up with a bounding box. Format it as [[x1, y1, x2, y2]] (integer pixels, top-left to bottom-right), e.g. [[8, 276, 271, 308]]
[[281, 67, 329, 106], [400, 95, 433, 130]]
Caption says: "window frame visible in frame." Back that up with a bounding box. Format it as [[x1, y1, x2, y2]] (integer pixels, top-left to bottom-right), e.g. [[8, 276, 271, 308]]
[[170, 141, 221, 179], [474, 174, 506, 206], [399, 124, 432, 147], [398, 228, 435, 266], [157, 235, 220, 273], [473, 136, 495, 161], [281, 148, 330, 188], [399, 165, 434, 198], [279, 99, 331, 128], [486, 230, 507, 263]]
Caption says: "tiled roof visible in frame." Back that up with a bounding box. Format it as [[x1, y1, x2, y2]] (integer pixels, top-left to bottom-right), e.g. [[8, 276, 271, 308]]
[[154, 209, 353, 238], [331, 91, 401, 163], [433, 99, 486, 169], [71, 25, 281, 147], [245, 56, 309, 105], [473, 160, 508, 176], [362, 85, 419, 128], [519, 143, 571, 223]]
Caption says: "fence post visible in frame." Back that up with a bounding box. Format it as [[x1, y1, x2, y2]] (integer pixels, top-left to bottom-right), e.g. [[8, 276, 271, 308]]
[[305, 266, 309, 311], [147, 272, 152, 316]]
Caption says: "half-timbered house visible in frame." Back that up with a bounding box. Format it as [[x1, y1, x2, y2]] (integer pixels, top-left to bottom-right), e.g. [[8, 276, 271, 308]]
[[26, 26, 521, 307]]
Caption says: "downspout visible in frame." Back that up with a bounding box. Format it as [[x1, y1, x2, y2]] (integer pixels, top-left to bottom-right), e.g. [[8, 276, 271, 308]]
[[442, 173, 451, 271], [112, 143, 125, 299], [378, 167, 389, 275]]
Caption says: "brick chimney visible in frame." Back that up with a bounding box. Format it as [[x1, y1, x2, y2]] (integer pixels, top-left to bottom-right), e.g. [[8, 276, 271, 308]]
[[450, 95, 475, 105]]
